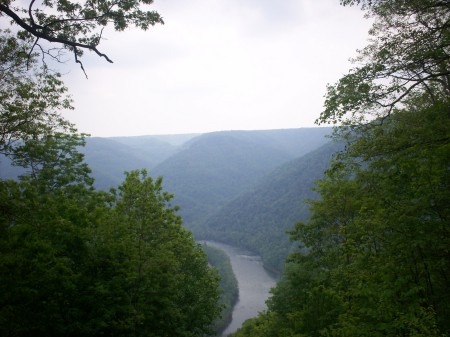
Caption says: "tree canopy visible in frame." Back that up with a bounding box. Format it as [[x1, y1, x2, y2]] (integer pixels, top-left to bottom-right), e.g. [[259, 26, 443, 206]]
[[0, 30, 74, 158], [231, 1, 450, 336], [320, 0, 450, 125], [0, 6, 222, 335]]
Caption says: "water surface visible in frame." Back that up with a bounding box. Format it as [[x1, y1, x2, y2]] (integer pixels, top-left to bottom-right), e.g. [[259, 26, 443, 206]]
[[203, 241, 276, 336]]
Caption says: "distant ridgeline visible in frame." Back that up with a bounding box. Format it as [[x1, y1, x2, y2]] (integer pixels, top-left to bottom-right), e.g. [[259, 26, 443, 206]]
[[0, 128, 340, 274]]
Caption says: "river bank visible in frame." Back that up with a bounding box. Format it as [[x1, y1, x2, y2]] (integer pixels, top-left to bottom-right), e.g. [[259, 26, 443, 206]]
[[202, 241, 277, 336]]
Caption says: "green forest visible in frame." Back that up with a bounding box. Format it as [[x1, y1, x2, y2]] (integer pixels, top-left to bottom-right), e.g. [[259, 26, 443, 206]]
[[1, 0, 449, 336], [0, 2, 222, 336], [196, 140, 344, 275], [230, 1, 450, 336]]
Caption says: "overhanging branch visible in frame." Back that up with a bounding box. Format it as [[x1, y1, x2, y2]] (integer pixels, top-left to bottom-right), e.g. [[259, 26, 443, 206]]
[[0, 3, 114, 64]]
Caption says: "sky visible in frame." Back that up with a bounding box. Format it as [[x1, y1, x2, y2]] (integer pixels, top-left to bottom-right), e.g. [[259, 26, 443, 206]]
[[61, 0, 373, 137]]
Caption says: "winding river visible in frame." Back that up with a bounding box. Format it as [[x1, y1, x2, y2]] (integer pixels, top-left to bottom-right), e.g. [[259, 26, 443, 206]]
[[203, 241, 277, 336]]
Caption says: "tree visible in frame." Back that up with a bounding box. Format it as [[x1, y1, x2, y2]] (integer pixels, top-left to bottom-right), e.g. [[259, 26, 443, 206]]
[[232, 94, 449, 337], [1, 1, 223, 335], [231, 1, 449, 336], [1, 28, 221, 334], [0, 29, 73, 158], [0, 0, 163, 71], [0, 135, 108, 336], [320, 0, 450, 126], [110, 170, 222, 337], [0, 165, 222, 337]]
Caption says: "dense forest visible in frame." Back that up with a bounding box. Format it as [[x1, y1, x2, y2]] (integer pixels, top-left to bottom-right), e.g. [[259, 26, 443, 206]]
[[0, 2, 223, 336], [197, 140, 344, 274], [230, 0, 450, 336], [1, 0, 449, 336]]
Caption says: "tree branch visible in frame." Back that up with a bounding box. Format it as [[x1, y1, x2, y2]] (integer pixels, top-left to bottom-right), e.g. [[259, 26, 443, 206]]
[[0, 3, 114, 63]]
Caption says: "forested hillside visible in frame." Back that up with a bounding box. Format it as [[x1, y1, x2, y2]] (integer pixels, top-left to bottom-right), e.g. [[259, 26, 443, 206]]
[[82, 137, 169, 190], [196, 141, 344, 274], [1, 125, 336, 277], [231, 1, 450, 336], [3, 0, 447, 335], [150, 128, 331, 227], [82, 135, 198, 190], [0, 5, 223, 335]]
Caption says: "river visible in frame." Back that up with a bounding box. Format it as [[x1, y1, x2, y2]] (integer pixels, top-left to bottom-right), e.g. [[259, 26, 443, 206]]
[[202, 241, 277, 336]]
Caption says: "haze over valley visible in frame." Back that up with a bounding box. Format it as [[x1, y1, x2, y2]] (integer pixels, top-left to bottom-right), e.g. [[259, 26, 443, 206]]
[[87, 128, 337, 272], [2, 0, 448, 336], [1, 127, 336, 273]]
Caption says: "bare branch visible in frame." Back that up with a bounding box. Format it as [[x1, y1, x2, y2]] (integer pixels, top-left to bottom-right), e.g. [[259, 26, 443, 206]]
[[73, 46, 88, 79], [27, 37, 39, 69]]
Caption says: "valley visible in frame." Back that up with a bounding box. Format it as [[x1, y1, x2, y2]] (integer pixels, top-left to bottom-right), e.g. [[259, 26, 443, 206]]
[[83, 127, 336, 273]]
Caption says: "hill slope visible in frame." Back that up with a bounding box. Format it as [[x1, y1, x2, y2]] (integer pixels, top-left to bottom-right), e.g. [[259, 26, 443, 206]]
[[151, 128, 332, 227], [82, 135, 190, 190], [151, 131, 289, 226], [195, 140, 344, 274]]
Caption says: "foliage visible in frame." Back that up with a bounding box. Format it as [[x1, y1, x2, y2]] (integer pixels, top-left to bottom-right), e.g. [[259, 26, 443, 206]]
[[0, 167, 222, 336], [0, 29, 73, 158], [320, 0, 450, 126], [0, 25, 221, 336], [232, 0, 450, 336], [233, 86, 450, 337], [0, 0, 163, 69], [198, 141, 343, 274], [0, 0, 226, 332]]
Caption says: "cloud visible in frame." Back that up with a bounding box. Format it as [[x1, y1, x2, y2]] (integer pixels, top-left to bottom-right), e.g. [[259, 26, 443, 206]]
[[62, 0, 372, 136]]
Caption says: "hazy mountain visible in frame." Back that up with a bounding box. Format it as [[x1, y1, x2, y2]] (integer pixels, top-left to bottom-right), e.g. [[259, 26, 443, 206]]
[[82, 135, 194, 190], [195, 140, 344, 274], [0, 127, 339, 274], [151, 129, 332, 227]]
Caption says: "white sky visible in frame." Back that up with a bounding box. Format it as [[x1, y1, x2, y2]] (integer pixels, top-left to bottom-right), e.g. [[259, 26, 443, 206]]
[[61, 0, 372, 137]]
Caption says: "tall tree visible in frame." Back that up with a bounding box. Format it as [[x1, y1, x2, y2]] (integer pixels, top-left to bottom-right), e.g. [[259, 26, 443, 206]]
[[231, 1, 450, 336], [1, 13, 221, 335], [0, 166, 222, 336], [111, 170, 221, 337]]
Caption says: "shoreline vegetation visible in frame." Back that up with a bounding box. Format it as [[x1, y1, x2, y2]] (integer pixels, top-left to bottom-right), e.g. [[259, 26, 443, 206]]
[[202, 243, 239, 336]]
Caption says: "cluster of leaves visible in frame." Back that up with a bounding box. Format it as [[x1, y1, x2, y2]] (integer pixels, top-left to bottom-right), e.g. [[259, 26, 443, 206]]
[[231, 0, 450, 336], [0, 30, 221, 337], [0, 30, 73, 158], [321, 0, 450, 125]]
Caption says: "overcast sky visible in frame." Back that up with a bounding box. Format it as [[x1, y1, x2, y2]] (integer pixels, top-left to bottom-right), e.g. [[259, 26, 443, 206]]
[[62, 0, 372, 137]]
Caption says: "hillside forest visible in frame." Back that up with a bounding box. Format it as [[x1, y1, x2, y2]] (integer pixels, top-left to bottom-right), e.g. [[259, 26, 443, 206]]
[[1, 0, 449, 337], [0, 1, 222, 336], [230, 1, 450, 336]]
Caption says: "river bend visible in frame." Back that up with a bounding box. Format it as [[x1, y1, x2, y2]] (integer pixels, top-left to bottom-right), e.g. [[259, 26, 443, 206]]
[[203, 241, 277, 336]]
